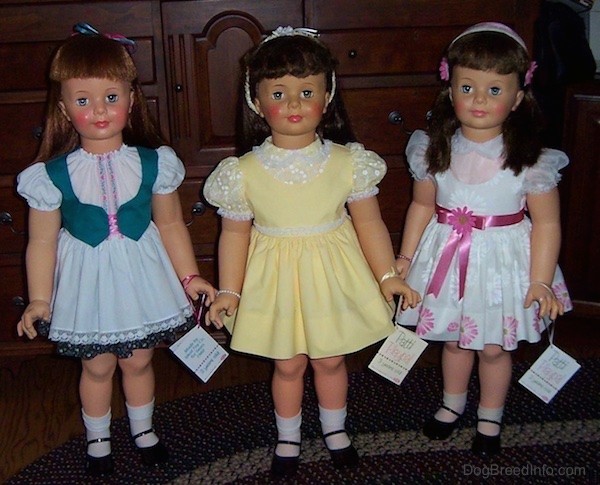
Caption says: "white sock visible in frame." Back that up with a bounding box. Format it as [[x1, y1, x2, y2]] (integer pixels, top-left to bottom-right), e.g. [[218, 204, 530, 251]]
[[477, 405, 503, 436], [434, 391, 467, 423], [275, 410, 301, 457], [126, 399, 159, 448], [82, 408, 111, 458], [319, 404, 351, 451]]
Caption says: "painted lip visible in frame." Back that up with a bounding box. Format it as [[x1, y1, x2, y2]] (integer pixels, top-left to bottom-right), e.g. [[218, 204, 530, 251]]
[[95, 121, 109, 128], [287, 115, 303, 123], [470, 110, 487, 117]]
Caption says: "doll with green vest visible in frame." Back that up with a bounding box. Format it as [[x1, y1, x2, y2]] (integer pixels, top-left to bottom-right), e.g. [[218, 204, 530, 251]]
[[16, 24, 216, 475]]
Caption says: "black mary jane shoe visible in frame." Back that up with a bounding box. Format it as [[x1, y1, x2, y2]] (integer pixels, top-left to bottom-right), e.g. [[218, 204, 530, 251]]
[[133, 429, 169, 466], [471, 419, 501, 458], [271, 440, 301, 478], [85, 437, 114, 476], [422, 405, 462, 440], [323, 430, 359, 469]]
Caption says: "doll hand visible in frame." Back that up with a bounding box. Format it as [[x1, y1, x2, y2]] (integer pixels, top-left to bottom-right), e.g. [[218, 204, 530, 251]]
[[205, 293, 239, 329], [524, 283, 564, 321], [381, 278, 421, 310], [395, 256, 411, 278], [17, 300, 51, 340], [184, 276, 217, 305]]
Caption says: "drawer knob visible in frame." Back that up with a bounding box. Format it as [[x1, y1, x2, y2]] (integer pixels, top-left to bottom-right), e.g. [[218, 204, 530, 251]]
[[32, 126, 43, 140], [0, 211, 25, 235], [186, 202, 206, 226], [12, 296, 25, 308], [175, 84, 184, 93], [348, 49, 358, 59], [388, 111, 414, 135]]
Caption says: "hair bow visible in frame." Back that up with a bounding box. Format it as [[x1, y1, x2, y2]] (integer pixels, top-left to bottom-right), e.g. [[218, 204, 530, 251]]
[[73, 22, 137, 53]]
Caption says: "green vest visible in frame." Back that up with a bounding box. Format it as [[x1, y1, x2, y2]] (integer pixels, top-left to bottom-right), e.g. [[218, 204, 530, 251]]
[[45, 146, 158, 247]]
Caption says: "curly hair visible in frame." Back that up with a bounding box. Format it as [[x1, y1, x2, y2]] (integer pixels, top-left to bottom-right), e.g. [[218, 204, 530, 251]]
[[426, 32, 543, 175], [238, 34, 355, 154]]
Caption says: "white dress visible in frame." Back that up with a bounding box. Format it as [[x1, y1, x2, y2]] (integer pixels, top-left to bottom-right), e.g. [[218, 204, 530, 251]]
[[396, 130, 573, 351], [17, 145, 193, 359]]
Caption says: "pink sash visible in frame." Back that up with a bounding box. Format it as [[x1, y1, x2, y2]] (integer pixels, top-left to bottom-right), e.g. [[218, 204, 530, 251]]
[[427, 205, 525, 299]]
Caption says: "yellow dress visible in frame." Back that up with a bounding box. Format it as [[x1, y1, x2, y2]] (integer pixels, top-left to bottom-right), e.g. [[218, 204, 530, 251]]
[[204, 137, 394, 359]]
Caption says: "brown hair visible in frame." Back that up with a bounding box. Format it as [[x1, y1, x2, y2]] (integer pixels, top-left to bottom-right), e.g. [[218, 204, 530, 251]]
[[36, 34, 165, 162], [238, 34, 355, 154], [426, 32, 543, 175]]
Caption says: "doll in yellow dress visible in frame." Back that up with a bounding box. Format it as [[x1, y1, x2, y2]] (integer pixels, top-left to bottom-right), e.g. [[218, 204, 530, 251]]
[[204, 26, 420, 477]]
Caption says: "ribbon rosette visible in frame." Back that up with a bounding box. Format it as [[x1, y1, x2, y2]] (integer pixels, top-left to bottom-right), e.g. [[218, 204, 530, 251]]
[[427, 207, 476, 299]]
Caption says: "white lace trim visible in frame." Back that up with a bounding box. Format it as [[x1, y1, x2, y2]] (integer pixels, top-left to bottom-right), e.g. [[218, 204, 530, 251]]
[[252, 137, 332, 184], [254, 214, 348, 237], [452, 130, 504, 159]]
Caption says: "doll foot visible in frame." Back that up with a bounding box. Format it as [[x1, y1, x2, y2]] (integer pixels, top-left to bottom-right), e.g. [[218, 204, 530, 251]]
[[472, 420, 501, 458], [422, 405, 462, 440], [133, 429, 169, 466], [271, 440, 300, 477], [85, 437, 114, 476], [324, 430, 359, 469]]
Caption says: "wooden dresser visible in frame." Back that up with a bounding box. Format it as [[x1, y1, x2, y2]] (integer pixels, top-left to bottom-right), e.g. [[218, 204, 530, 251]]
[[0, 0, 543, 358]]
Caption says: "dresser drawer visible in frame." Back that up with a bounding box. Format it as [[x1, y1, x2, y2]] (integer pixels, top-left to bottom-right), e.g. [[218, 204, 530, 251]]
[[0, 262, 27, 343], [342, 85, 438, 157], [0, 187, 28, 255], [322, 29, 456, 76]]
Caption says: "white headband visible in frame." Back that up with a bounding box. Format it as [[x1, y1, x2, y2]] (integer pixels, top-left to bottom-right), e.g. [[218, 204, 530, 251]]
[[244, 26, 337, 115], [450, 22, 527, 51]]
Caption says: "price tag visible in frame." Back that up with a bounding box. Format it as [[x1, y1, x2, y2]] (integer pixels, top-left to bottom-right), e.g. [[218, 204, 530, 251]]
[[519, 344, 580, 403], [169, 324, 228, 383], [369, 325, 428, 385]]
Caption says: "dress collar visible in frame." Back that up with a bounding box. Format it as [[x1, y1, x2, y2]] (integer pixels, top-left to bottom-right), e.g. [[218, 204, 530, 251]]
[[452, 130, 504, 159]]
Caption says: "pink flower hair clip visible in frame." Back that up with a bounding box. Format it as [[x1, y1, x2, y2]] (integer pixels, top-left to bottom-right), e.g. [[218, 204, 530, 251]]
[[439, 57, 450, 82], [524, 61, 537, 86]]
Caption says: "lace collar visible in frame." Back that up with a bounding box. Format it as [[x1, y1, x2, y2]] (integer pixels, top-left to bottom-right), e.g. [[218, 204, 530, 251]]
[[252, 136, 332, 184], [452, 130, 504, 160]]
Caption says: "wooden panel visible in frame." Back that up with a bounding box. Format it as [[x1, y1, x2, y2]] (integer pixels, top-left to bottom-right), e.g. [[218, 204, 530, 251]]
[[560, 83, 600, 313], [0, 263, 27, 343]]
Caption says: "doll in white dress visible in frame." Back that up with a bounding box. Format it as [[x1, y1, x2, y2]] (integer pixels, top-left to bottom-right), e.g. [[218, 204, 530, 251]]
[[395, 23, 572, 457], [16, 25, 215, 475]]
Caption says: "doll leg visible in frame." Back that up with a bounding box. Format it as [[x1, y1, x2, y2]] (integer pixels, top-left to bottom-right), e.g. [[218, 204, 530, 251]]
[[271, 354, 308, 476], [472, 344, 512, 457], [119, 348, 168, 466], [80, 352, 118, 474], [311, 355, 358, 468], [423, 342, 474, 440]]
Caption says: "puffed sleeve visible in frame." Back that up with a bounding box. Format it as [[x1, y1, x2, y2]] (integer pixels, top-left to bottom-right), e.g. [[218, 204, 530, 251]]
[[405, 130, 431, 181], [523, 148, 569, 194], [346, 142, 387, 203], [16, 162, 62, 211], [203, 157, 253, 220], [153, 146, 185, 194]]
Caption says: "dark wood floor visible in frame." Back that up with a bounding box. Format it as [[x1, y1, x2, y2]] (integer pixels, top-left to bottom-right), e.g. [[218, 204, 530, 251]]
[[1, 314, 598, 482]]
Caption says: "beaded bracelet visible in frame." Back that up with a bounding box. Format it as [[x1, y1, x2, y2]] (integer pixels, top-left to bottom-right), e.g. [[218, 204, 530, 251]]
[[217, 289, 241, 299], [396, 253, 412, 263], [380, 266, 402, 284], [530, 281, 555, 297], [180, 274, 200, 291]]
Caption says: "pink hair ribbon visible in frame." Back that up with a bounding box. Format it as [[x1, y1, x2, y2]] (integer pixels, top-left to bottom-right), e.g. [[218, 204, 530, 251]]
[[73, 22, 137, 53]]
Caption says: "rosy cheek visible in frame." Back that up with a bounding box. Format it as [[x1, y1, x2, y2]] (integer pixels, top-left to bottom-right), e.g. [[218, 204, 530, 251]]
[[70, 111, 92, 129], [266, 105, 283, 118]]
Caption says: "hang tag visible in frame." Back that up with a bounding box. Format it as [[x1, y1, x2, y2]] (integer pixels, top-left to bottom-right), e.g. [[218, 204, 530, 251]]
[[369, 325, 428, 385], [518, 344, 580, 403], [169, 325, 228, 383]]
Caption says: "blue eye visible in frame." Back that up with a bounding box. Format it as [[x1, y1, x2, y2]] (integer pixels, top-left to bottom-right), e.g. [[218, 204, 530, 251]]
[[460, 85, 472, 94], [272, 91, 283, 100], [106, 94, 119, 103], [490, 87, 501, 96], [301, 90, 313, 98], [76, 98, 88, 107]]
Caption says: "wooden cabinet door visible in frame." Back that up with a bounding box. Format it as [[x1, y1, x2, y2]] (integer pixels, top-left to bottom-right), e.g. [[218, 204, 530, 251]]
[[560, 83, 600, 317], [161, 0, 303, 176]]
